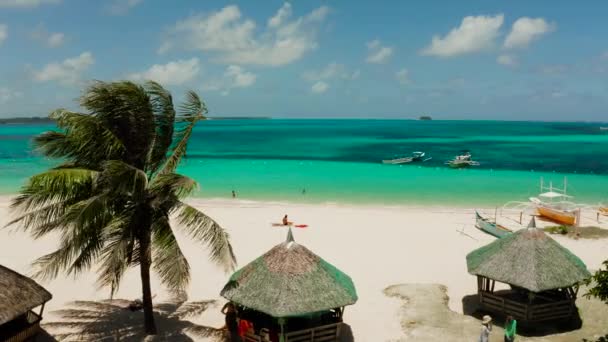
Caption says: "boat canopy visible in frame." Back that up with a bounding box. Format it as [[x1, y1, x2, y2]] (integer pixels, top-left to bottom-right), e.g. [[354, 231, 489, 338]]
[[539, 191, 572, 199]]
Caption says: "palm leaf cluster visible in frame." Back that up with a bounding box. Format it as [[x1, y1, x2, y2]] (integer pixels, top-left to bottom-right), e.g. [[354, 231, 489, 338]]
[[7, 81, 236, 319]]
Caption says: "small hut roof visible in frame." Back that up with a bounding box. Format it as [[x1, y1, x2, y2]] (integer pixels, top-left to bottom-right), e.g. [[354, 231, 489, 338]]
[[0, 265, 52, 325], [466, 222, 591, 292], [220, 229, 357, 318]]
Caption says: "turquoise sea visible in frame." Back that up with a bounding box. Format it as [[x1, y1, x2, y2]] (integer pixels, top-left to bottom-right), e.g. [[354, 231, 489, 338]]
[[1, 119, 608, 206]]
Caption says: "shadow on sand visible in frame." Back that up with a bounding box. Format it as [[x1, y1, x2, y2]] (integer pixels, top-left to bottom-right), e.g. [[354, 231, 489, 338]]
[[462, 292, 583, 337], [42, 297, 225, 341]]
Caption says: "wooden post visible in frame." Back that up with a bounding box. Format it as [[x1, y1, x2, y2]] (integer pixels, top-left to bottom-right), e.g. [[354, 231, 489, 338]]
[[279, 318, 286, 342], [519, 212, 523, 225], [39, 303, 45, 317]]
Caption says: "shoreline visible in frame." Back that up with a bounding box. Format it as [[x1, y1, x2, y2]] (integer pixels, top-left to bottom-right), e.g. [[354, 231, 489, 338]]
[[1, 195, 607, 340]]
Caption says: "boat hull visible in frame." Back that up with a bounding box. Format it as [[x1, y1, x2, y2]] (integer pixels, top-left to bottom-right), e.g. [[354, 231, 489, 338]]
[[537, 206, 576, 226], [475, 212, 512, 238]]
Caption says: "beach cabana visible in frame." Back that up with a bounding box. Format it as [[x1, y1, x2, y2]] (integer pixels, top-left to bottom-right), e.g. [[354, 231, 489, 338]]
[[220, 229, 357, 342], [466, 218, 591, 322], [0, 265, 52, 342]]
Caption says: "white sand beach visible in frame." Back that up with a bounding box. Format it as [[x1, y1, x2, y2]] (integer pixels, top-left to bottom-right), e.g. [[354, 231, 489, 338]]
[[1, 195, 607, 341]]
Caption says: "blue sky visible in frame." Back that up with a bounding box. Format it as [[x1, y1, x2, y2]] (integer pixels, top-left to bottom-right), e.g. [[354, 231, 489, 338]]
[[0, 0, 607, 120]]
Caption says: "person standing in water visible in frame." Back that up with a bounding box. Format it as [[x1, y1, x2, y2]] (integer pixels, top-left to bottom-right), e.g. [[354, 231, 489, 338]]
[[504, 315, 516, 342], [479, 315, 492, 342], [232, 190, 237, 198]]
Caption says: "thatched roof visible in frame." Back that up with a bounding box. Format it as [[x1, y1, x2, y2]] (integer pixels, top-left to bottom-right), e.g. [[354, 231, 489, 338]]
[[0, 265, 52, 325], [466, 220, 591, 292], [220, 229, 357, 318]]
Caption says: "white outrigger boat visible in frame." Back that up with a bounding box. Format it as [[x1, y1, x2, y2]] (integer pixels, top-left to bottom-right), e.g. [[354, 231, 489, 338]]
[[382, 151, 432, 164], [528, 178, 580, 226], [502, 177, 582, 226], [445, 151, 480, 168]]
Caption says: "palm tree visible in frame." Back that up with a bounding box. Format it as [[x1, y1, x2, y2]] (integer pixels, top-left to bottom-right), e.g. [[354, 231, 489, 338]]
[[6, 81, 236, 335]]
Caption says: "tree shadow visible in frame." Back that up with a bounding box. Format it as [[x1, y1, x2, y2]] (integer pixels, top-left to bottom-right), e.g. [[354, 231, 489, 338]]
[[462, 292, 583, 337], [42, 297, 225, 341], [35, 328, 58, 342], [582, 334, 608, 342]]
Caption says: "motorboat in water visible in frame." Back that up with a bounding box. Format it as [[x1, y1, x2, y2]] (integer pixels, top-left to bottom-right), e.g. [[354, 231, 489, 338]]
[[382, 151, 432, 164], [445, 151, 480, 168]]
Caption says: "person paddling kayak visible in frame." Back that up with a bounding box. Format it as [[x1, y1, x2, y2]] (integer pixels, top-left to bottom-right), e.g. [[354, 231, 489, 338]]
[[282, 214, 290, 226]]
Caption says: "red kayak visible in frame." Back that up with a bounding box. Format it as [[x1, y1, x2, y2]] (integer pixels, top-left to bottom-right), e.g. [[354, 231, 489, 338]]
[[294, 224, 308, 228]]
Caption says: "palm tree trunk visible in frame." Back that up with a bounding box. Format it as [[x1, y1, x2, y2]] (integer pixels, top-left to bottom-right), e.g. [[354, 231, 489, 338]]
[[139, 228, 157, 335]]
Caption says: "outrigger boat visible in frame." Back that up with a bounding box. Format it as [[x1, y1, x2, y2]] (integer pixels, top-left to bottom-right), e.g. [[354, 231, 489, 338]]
[[382, 151, 432, 164], [529, 178, 579, 226], [475, 211, 512, 238], [445, 150, 480, 168]]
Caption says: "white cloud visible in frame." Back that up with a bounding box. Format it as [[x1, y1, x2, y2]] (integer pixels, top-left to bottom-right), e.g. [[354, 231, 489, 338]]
[[0, 87, 22, 103], [0, 24, 7, 45], [504, 17, 555, 49], [311, 81, 328, 94], [33, 51, 94, 85], [421, 14, 504, 57], [302, 63, 358, 93], [107, 0, 143, 15], [268, 2, 291, 28], [497, 54, 517, 67], [366, 39, 393, 64], [47, 32, 64, 47], [159, 3, 329, 67], [129, 58, 200, 85], [302, 62, 359, 81], [224, 65, 256, 88], [202, 65, 256, 94], [31, 26, 65, 47], [395, 68, 410, 84], [0, 0, 60, 8]]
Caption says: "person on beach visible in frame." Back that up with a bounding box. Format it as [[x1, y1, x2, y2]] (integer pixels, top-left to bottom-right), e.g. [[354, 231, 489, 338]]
[[282, 214, 289, 226], [479, 315, 492, 342], [504, 315, 516, 342], [221, 302, 241, 342]]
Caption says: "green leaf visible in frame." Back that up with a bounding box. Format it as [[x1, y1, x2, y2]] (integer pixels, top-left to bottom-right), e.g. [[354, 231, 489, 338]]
[[158, 91, 207, 175], [152, 216, 191, 293], [173, 202, 236, 272], [145, 81, 176, 173]]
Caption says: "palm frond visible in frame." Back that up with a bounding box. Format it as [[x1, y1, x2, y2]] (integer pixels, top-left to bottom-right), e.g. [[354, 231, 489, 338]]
[[31, 244, 76, 281], [149, 173, 198, 200], [96, 215, 136, 296], [34, 110, 125, 166], [144, 81, 176, 173], [80, 81, 155, 168], [152, 216, 191, 293], [158, 91, 207, 175], [97, 160, 148, 198], [6, 200, 70, 236], [10, 168, 97, 213], [173, 202, 236, 272]]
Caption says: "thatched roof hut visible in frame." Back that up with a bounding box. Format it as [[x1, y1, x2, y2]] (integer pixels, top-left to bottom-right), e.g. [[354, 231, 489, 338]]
[[220, 229, 357, 318], [466, 223, 591, 292], [0, 265, 52, 326]]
